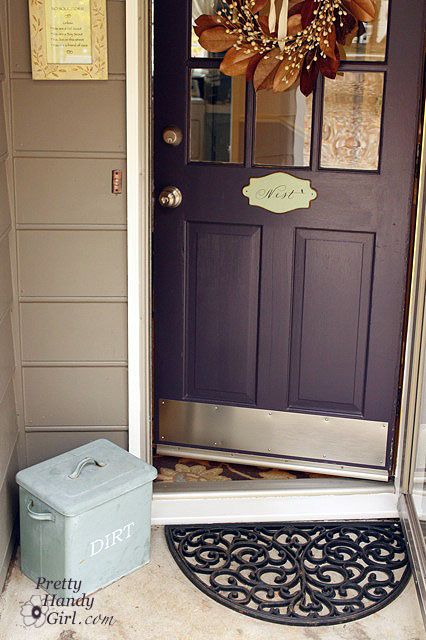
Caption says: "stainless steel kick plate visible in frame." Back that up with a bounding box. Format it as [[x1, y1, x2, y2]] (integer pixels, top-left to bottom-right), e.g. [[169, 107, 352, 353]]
[[158, 399, 389, 470]]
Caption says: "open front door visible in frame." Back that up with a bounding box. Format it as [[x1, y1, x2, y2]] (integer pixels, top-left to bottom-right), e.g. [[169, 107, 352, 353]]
[[153, 0, 425, 480]]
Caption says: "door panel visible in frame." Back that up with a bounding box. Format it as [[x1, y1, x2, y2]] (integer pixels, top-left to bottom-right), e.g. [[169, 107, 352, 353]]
[[154, 0, 426, 477], [186, 223, 261, 404], [289, 229, 375, 415]]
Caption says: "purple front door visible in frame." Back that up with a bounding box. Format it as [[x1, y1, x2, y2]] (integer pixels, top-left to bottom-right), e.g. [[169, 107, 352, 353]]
[[153, 0, 425, 479]]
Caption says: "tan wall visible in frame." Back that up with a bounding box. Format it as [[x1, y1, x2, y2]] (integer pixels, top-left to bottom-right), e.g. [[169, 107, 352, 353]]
[[0, 1, 19, 591], [8, 0, 128, 469]]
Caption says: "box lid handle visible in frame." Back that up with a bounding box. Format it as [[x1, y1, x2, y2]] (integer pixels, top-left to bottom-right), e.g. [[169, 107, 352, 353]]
[[68, 457, 107, 480]]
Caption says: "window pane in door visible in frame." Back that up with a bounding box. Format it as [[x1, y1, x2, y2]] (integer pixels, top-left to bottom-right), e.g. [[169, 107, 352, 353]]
[[191, 0, 225, 58], [320, 72, 385, 171], [254, 86, 313, 167], [190, 69, 245, 163], [345, 0, 388, 62]]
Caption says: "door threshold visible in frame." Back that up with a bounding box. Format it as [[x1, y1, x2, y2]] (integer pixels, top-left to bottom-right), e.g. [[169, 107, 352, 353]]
[[157, 444, 389, 481], [153, 477, 392, 497], [152, 477, 398, 524]]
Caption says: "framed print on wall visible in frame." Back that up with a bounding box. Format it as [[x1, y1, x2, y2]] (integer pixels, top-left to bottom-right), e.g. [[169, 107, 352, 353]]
[[28, 0, 108, 80]]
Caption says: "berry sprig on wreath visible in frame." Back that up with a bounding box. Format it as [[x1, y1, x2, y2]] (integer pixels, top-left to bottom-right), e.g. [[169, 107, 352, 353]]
[[194, 0, 377, 95]]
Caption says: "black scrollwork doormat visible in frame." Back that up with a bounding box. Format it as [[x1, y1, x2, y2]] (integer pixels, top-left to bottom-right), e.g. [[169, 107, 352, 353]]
[[165, 520, 411, 626]]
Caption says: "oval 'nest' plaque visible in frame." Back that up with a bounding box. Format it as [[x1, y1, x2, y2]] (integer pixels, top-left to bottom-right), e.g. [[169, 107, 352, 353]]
[[165, 520, 411, 626], [243, 172, 317, 214]]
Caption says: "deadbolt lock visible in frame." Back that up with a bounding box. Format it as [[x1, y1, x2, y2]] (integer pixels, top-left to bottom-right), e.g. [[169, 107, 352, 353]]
[[159, 186, 183, 208], [162, 126, 183, 146]]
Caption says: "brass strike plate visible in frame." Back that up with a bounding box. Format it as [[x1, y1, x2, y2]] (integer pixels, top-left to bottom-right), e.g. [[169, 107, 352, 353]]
[[112, 169, 123, 195]]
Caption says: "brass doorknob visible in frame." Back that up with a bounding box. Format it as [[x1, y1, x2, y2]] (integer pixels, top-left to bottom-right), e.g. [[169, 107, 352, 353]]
[[159, 186, 183, 208]]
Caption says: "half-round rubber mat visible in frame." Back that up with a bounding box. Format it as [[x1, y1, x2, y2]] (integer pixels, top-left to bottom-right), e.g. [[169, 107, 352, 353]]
[[165, 520, 411, 626]]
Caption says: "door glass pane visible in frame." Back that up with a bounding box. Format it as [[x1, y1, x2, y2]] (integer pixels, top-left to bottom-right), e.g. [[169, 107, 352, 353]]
[[254, 87, 313, 167], [190, 69, 245, 163], [320, 72, 384, 171], [345, 0, 388, 62], [191, 0, 225, 58]]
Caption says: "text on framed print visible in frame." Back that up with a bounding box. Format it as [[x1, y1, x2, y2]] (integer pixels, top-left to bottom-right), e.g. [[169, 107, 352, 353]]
[[28, 0, 108, 80]]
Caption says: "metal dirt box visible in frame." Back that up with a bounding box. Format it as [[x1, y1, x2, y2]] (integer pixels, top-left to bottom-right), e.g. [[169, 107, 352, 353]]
[[16, 439, 157, 597]]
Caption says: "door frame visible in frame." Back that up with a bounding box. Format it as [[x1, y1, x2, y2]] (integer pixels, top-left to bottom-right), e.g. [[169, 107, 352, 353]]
[[126, 0, 424, 523], [126, 0, 152, 463], [398, 103, 426, 624]]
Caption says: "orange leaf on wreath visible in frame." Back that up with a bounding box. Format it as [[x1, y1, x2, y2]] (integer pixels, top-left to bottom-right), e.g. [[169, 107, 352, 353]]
[[300, 0, 316, 28], [246, 53, 264, 80], [250, 0, 268, 13], [258, 15, 271, 35], [287, 13, 303, 35], [194, 15, 226, 37], [337, 42, 347, 61], [300, 50, 319, 96], [253, 48, 280, 91], [335, 10, 357, 44], [273, 58, 300, 92], [343, 0, 376, 22], [199, 26, 239, 53], [318, 45, 341, 79], [319, 26, 337, 59], [220, 47, 262, 77]]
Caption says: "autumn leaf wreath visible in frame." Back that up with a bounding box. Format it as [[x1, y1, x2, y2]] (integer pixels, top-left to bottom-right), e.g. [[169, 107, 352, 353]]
[[194, 0, 377, 95]]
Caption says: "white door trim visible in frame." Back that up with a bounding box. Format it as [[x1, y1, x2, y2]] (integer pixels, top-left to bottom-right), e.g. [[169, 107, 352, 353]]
[[126, 0, 419, 520], [127, 0, 152, 462]]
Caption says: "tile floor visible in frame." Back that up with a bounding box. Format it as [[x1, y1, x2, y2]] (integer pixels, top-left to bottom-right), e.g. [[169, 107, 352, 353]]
[[0, 526, 424, 640]]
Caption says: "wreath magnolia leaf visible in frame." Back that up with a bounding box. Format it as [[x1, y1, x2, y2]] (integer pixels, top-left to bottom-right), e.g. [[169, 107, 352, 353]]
[[247, 53, 264, 79], [273, 58, 300, 92], [343, 0, 376, 22], [300, 0, 316, 28], [300, 52, 319, 96], [251, 0, 269, 13], [194, 15, 224, 37], [199, 26, 238, 52], [258, 16, 271, 35], [220, 47, 261, 76], [287, 14, 303, 36], [196, 0, 377, 95], [319, 28, 337, 60], [254, 48, 281, 90], [318, 47, 340, 79]]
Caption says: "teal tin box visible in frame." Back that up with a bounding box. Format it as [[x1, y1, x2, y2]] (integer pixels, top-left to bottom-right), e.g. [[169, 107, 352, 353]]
[[16, 439, 157, 597]]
